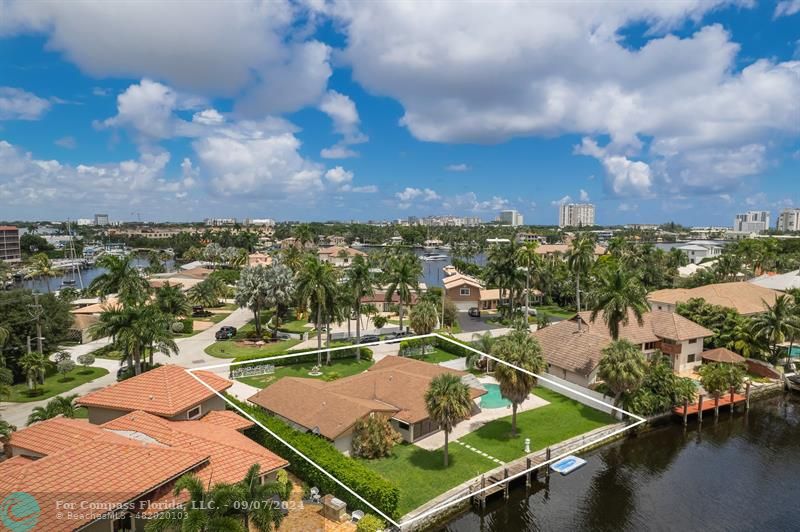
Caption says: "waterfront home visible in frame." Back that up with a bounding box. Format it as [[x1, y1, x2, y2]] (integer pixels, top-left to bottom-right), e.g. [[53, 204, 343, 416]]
[[360, 282, 426, 312], [749, 269, 800, 292], [248, 356, 486, 454], [534, 243, 607, 257], [247, 251, 273, 266], [442, 270, 540, 311], [648, 282, 781, 316], [676, 241, 723, 264], [76, 364, 233, 424], [2, 413, 287, 531], [148, 266, 212, 291], [317, 245, 367, 267], [533, 310, 713, 387]]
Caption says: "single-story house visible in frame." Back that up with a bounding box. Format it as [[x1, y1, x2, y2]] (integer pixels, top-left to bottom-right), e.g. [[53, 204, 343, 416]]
[[749, 269, 800, 292], [2, 411, 287, 531], [534, 243, 606, 257], [317, 246, 367, 267], [648, 282, 781, 315], [248, 356, 486, 454], [248, 252, 273, 266], [533, 309, 713, 388], [360, 283, 426, 312], [149, 267, 213, 291], [76, 364, 233, 424]]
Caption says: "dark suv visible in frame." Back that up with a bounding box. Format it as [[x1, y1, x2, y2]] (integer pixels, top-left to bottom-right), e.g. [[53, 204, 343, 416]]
[[468, 307, 481, 318], [215, 326, 237, 340]]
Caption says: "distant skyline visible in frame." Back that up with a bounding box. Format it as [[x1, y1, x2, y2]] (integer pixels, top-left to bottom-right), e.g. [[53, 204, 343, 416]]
[[0, 1, 798, 224]]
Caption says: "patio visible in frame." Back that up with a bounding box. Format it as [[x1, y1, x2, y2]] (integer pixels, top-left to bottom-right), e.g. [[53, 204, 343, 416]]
[[278, 473, 357, 532]]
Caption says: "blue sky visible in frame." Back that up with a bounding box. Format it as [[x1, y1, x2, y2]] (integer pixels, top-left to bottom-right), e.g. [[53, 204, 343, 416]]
[[0, 1, 798, 226]]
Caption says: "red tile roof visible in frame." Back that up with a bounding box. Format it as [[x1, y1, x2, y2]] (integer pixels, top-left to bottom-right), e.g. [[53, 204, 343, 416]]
[[8, 416, 112, 456], [199, 409, 255, 431], [76, 365, 232, 417]]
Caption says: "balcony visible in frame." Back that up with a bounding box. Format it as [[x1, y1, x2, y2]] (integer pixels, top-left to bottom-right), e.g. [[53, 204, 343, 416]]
[[658, 341, 682, 356]]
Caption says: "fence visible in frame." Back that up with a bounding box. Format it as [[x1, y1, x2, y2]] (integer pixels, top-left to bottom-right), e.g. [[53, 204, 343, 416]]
[[230, 364, 276, 379]]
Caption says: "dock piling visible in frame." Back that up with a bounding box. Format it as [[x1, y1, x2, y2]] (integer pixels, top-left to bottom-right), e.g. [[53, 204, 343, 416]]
[[545, 447, 551, 478], [503, 468, 509, 499], [745, 381, 751, 411], [698, 394, 704, 424], [526, 458, 532, 487], [682, 399, 688, 426]]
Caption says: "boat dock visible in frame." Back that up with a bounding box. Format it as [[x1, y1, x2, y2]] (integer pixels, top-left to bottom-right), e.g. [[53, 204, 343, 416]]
[[673, 382, 751, 425]]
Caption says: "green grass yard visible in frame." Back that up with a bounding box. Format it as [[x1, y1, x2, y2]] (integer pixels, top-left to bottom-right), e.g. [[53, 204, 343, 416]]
[[7, 366, 110, 402], [459, 387, 615, 462], [359, 387, 614, 515], [237, 358, 373, 388], [412, 348, 460, 364], [534, 305, 576, 320], [357, 442, 495, 515]]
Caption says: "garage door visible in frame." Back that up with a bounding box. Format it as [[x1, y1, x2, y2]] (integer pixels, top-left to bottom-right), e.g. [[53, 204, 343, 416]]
[[454, 300, 478, 311]]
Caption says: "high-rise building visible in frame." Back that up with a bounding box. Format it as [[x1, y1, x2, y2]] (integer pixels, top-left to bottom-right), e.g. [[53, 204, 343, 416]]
[[0, 226, 21, 262], [777, 208, 800, 233], [733, 210, 770, 233], [204, 218, 236, 226], [558, 203, 596, 228], [94, 214, 110, 226], [499, 209, 523, 227]]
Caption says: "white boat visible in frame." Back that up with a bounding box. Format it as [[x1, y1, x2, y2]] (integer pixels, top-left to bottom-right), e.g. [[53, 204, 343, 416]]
[[420, 253, 448, 261], [351, 240, 364, 248], [784, 362, 800, 392]]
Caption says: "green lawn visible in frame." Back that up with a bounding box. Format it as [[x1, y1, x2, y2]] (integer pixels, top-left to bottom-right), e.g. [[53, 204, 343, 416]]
[[459, 387, 615, 462], [237, 358, 373, 388], [74, 406, 88, 419], [357, 442, 496, 515], [277, 319, 313, 334], [359, 387, 615, 515], [204, 338, 302, 359], [411, 348, 460, 364], [7, 366, 110, 402], [91, 344, 123, 360], [533, 305, 576, 320]]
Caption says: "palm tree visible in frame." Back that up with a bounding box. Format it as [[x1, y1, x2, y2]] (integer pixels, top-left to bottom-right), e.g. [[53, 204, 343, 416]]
[[385, 253, 421, 332], [698, 362, 745, 418], [589, 266, 649, 340], [294, 224, 315, 249], [155, 282, 191, 317], [0, 417, 15, 439], [597, 339, 647, 407], [89, 303, 167, 376], [751, 294, 800, 364], [410, 300, 438, 335], [141, 306, 179, 368], [88, 255, 150, 305], [145, 474, 245, 532], [19, 351, 48, 391], [27, 394, 79, 425], [471, 331, 495, 371], [515, 242, 541, 323], [296, 256, 338, 366], [235, 265, 271, 337], [567, 233, 596, 326], [26, 253, 62, 292], [187, 279, 221, 308], [491, 330, 546, 436], [263, 260, 295, 338], [424, 373, 473, 467], [0, 325, 8, 366], [235, 464, 285, 531], [346, 255, 375, 361]]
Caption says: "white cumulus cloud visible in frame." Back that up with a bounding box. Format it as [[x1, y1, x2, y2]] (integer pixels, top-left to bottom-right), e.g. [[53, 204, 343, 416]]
[[0, 87, 50, 120]]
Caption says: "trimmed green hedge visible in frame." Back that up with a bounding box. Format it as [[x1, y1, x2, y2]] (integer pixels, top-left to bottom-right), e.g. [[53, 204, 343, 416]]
[[179, 318, 194, 333], [432, 334, 474, 357], [226, 395, 400, 519], [233, 346, 373, 369]]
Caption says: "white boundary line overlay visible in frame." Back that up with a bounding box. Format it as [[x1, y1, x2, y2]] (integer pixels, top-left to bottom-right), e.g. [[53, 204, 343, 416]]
[[185, 332, 644, 530]]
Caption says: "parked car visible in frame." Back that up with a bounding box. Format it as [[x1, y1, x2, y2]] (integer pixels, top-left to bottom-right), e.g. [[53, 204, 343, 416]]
[[215, 326, 238, 340], [468, 307, 481, 318], [516, 306, 538, 316], [192, 305, 210, 317], [358, 335, 380, 344], [386, 331, 412, 344]]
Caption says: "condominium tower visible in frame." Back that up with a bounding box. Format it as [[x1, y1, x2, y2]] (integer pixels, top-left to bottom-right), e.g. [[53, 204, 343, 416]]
[[558, 203, 595, 228], [0, 226, 21, 262], [733, 210, 770, 233], [777, 208, 800, 232], [498, 209, 524, 227]]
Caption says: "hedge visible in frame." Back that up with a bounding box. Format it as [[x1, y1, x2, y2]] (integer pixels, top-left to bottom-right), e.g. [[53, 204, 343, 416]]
[[434, 334, 474, 358], [232, 346, 373, 369], [179, 318, 194, 333], [226, 395, 400, 519]]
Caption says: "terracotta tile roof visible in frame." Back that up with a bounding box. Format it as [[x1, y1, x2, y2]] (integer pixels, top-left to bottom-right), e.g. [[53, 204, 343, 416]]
[[701, 347, 746, 364], [317, 246, 366, 257], [76, 365, 232, 417], [248, 356, 485, 439], [648, 282, 781, 315], [534, 310, 713, 377], [8, 417, 112, 456], [102, 410, 288, 488], [199, 409, 254, 431], [70, 296, 120, 315], [535, 243, 606, 256], [443, 272, 483, 290], [0, 431, 208, 532]]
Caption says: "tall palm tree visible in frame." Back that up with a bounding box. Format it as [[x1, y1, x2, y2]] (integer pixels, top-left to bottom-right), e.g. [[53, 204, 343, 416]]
[[385, 253, 421, 332], [471, 331, 495, 371], [235, 464, 285, 531], [89, 254, 150, 305], [346, 255, 375, 361], [296, 256, 338, 366], [235, 265, 270, 337], [155, 282, 191, 317], [0, 417, 15, 439], [515, 242, 541, 323], [26, 253, 62, 292], [751, 294, 800, 364], [0, 325, 9, 367], [141, 305, 179, 368], [263, 260, 295, 338], [27, 394, 79, 425], [597, 339, 647, 407], [589, 266, 649, 340], [567, 234, 596, 327], [145, 474, 245, 532], [294, 224, 315, 249], [410, 300, 439, 335], [187, 279, 221, 308], [424, 373, 473, 467], [491, 330, 546, 436]]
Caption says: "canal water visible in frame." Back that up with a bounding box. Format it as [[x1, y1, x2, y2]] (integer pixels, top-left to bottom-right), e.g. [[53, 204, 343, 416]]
[[442, 392, 799, 532], [20, 256, 173, 293]]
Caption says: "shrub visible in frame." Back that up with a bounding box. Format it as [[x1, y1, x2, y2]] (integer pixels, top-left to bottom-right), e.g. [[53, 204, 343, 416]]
[[322, 371, 342, 382], [232, 347, 373, 371], [57, 359, 76, 378], [372, 315, 388, 329], [179, 318, 193, 333], [171, 321, 185, 334], [53, 350, 71, 363], [275, 469, 293, 501], [76, 353, 95, 368], [442, 299, 457, 327], [227, 396, 400, 519], [352, 415, 401, 459], [356, 514, 386, 532]]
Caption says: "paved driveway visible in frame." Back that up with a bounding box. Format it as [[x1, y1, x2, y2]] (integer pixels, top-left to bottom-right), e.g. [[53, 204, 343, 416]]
[[456, 311, 504, 333]]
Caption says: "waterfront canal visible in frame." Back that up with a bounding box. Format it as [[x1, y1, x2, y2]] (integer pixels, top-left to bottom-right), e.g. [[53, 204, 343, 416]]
[[442, 392, 798, 531]]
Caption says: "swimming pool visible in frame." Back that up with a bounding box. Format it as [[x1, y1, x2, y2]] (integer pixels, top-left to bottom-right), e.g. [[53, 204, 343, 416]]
[[480, 383, 511, 409], [790, 346, 800, 359]]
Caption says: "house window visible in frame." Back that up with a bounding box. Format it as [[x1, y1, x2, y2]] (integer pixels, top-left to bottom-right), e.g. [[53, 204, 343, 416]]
[[687, 354, 696, 363], [397, 421, 410, 430], [688, 338, 697, 344], [113, 514, 133, 532], [186, 406, 202, 420], [644, 341, 658, 350], [460, 287, 471, 296]]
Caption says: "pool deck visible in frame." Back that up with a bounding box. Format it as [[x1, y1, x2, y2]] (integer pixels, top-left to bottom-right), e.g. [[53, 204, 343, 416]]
[[413, 376, 549, 451]]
